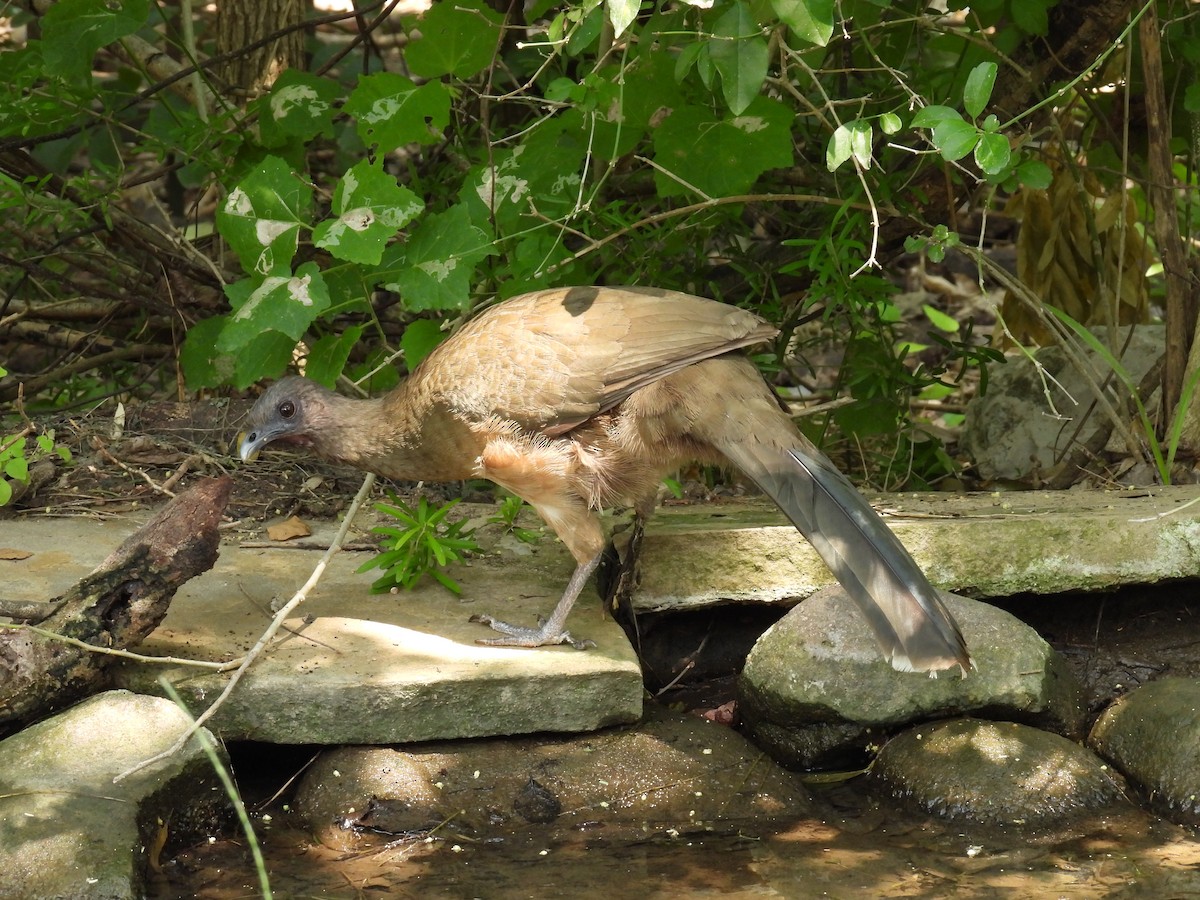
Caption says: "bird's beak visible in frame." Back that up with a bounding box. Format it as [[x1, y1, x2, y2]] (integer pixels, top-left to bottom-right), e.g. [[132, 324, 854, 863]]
[[237, 429, 268, 462]]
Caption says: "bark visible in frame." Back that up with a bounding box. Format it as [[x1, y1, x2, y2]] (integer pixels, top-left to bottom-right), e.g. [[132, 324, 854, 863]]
[[214, 0, 306, 99], [0, 476, 231, 732]]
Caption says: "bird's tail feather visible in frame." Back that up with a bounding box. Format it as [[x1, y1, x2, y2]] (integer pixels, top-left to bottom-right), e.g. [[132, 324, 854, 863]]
[[717, 437, 971, 675]]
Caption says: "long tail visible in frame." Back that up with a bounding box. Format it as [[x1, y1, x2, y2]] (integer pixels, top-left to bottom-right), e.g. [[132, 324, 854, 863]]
[[717, 437, 971, 675]]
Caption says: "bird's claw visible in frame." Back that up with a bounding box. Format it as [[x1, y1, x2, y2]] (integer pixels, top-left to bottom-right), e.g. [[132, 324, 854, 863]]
[[469, 613, 594, 650]]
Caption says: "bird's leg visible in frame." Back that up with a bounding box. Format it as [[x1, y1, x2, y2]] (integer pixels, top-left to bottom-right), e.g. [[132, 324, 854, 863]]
[[471, 552, 601, 650]]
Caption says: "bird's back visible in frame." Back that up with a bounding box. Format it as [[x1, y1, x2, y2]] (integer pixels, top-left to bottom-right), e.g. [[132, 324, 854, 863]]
[[405, 286, 777, 436]]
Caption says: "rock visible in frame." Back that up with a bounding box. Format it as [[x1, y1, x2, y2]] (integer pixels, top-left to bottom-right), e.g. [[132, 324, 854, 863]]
[[293, 705, 816, 850], [961, 325, 1163, 482], [738, 588, 1086, 769], [870, 718, 1126, 826], [0, 690, 228, 900], [1089, 677, 1200, 827]]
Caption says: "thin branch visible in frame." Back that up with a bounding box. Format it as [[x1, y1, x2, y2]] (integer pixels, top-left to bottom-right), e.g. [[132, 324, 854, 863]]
[[114, 473, 376, 783]]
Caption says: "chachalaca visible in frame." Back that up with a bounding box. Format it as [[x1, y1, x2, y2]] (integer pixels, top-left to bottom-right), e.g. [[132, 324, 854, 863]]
[[238, 286, 971, 674]]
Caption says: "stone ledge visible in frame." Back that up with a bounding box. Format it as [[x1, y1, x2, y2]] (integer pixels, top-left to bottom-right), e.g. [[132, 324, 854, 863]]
[[627, 486, 1200, 612], [3, 513, 643, 744]]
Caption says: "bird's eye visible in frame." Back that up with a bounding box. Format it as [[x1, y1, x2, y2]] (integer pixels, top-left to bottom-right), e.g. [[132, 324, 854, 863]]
[[278, 400, 296, 419]]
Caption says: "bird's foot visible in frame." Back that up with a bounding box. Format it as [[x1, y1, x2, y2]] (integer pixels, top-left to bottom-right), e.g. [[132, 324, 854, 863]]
[[469, 614, 595, 650]]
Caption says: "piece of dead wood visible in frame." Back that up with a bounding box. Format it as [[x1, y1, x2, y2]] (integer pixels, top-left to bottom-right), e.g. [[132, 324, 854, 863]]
[[0, 476, 231, 732]]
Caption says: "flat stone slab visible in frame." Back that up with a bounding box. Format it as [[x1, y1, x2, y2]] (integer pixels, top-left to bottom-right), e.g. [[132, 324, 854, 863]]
[[629, 485, 1200, 612], [2, 511, 643, 744]]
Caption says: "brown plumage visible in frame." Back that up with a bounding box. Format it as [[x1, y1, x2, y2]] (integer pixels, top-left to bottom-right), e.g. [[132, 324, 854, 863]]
[[239, 286, 970, 674]]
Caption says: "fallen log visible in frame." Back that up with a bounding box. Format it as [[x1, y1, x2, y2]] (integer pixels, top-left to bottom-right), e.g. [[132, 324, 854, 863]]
[[0, 476, 231, 732]]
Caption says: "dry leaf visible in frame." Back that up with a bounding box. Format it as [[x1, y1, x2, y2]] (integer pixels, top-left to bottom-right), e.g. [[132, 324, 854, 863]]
[[0, 548, 33, 560], [267, 516, 311, 542]]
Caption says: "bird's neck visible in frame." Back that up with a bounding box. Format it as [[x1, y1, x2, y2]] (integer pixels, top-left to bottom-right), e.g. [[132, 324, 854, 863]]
[[310, 381, 469, 482]]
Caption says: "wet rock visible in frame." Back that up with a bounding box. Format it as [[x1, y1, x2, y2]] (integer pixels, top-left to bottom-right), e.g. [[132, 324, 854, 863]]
[[1089, 677, 1200, 827], [738, 588, 1086, 769], [293, 705, 816, 850], [870, 718, 1126, 827], [0, 690, 227, 900]]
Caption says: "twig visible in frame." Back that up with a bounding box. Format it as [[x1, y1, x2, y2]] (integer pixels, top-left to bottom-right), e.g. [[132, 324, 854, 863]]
[[114, 473, 376, 783], [97, 446, 176, 499], [0, 622, 240, 670]]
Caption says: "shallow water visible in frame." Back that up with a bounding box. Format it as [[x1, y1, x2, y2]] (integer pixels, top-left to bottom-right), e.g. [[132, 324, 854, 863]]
[[151, 779, 1200, 899]]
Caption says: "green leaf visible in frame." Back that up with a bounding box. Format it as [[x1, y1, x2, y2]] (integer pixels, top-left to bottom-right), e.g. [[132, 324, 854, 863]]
[[232, 331, 300, 390], [827, 119, 873, 171], [257, 71, 341, 148], [313, 160, 424, 265], [180, 315, 235, 390], [218, 262, 331, 351], [1186, 82, 1200, 114], [652, 97, 795, 198], [922, 303, 960, 333], [879, 112, 902, 135], [5, 455, 28, 482], [1016, 159, 1052, 189], [974, 132, 1011, 174], [0, 479, 11, 506], [963, 62, 998, 119], [910, 105, 962, 129], [606, 0, 640, 38], [933, 118, 980, 161], [41, 0, 149, 84], [709, 2, 769, 115], [217, 156, 312, 276], [400, 319, 446, 370], [380, 204, 494, 311], [405, 0, 504, 78], [1010, 0, 1049, 35], [306, 326, 364, 388], [770, 0, 834, 46], [344, 73, 451, 153]]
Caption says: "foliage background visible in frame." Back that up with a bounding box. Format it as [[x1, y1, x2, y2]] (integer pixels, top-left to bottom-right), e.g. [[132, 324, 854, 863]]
[[1, 0, 1197, 494]]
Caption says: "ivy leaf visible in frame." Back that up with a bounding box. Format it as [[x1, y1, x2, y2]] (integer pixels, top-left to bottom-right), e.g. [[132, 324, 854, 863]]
[[41, 0, 149, 84], [405, 0, 503, 79], [306, 326, 364, 389], [770, 0, 834, 47], [217, 262, 331, 352], [344, 73, 451, 153], [180, 316, 234, 390], [400, 319, 446, 370], [963, 62, 997, 119], [380, 204, 494, 311], [232, 331, 297, 390], [652, 98, 794, 198], [217, 156, 312, 276], [257, 71, 341, 148], [709, 2, 768, 115], [313, 160, 424, 265], [606, 0, 640, 38]]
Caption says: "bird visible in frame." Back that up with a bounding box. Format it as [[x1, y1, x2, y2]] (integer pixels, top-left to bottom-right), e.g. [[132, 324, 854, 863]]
[[238, 285, 971, 674]]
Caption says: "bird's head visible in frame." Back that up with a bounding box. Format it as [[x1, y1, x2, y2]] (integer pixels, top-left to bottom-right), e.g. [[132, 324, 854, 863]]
[[237, 376, 337, 462]]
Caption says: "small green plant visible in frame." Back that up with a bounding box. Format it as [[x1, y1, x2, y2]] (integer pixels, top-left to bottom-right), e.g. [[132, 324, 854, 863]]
[[487, 493, 541, 544], [0, 427, 72, 506], [359, 495, 481, 594]]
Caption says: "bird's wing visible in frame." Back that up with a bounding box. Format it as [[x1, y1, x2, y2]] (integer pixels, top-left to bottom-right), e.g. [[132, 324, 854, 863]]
[[414, 286, 777, 435]]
